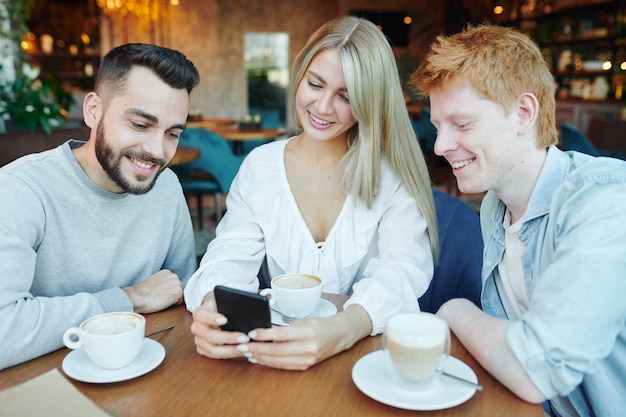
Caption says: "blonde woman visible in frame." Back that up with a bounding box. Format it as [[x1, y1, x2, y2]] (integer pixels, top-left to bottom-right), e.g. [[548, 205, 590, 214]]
[[185, 16, 437, 370]]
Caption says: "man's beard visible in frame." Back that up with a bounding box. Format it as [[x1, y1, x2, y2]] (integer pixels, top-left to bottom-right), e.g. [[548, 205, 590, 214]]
[[94, 121, 166, 195]]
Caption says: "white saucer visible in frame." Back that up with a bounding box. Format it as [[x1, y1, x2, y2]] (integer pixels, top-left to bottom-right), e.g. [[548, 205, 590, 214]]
[[352, 350, 478, 411], [62, 338, 165, 383], [271, 298, 337, 326]]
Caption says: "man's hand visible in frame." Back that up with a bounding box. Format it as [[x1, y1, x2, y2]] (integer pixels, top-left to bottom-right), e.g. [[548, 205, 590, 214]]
[[122, 269, 183, 313], [437, 299, 546, 403]]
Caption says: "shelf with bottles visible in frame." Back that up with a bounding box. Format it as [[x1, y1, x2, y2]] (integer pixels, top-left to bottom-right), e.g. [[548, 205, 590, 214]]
[[556, 75, 613, 100], [549, 45, 619, 100], [523, 2, 620, 42], [504, 0, 626, 102], [26, 43, 99, 91], [30, 58, 98, 91], [25, 0, 101, 92], [515, 1, 622, 51]]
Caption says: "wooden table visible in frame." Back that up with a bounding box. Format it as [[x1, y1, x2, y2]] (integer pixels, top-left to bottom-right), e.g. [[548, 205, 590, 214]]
[[187, 118, 237, 130], [0, 296, 544, 417], [211, 127, 286, 155], [170, 146, 200, 166]]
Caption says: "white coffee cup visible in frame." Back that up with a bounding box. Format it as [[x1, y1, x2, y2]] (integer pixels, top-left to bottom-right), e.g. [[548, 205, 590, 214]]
[[63, 312, 146, 370], [382, 312, 450, 390], [259, 273, 322, 319]]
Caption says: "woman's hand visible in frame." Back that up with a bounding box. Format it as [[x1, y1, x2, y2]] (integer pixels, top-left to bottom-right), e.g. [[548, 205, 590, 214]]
[[190, 292, 251, 359], [236, 304, 372, 370], [191, 295, 371, 369]]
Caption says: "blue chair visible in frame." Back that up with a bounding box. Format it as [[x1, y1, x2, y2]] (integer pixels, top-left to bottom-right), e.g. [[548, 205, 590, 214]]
[[559, 122, 600, 156], [171, 128, 244, 229], [411, 108, 437, 154], [559, 121, 626, 160], [411, 108, 457, 195], [418, 189, 483, 313]]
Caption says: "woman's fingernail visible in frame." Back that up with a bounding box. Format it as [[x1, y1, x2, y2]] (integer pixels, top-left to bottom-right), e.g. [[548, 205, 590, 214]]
[[236, 335, 250, 343], [248, 330, 257, 339], [236, 344, 249, 353], [243, 352, 253, 358], [216, 316, 227, 325], [248, 357, 258, 364]]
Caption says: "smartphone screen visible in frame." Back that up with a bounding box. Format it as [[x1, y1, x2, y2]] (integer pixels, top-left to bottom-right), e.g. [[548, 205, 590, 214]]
[[214, 285, 272, 333]]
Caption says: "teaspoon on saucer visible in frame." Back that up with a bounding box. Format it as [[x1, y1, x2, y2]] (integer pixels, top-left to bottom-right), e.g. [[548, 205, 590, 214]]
[[441, 371, 483, 391], [146, 324, 174, 337], [270, 308, 295, 325]]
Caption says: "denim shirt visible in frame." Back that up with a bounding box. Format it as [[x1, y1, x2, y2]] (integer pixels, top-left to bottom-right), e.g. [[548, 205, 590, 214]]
[[480, 146, 626, 417]]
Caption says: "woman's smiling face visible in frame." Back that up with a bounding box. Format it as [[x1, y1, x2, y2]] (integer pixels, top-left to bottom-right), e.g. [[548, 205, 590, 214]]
[[295, 48, 357, 144]]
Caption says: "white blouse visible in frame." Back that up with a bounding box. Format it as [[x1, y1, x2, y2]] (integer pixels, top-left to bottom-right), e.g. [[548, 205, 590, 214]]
[[184, 138, 433, 334]]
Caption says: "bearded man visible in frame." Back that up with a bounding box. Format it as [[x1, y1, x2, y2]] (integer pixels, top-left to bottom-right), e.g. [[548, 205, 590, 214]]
[[0, 43, 200, 370]]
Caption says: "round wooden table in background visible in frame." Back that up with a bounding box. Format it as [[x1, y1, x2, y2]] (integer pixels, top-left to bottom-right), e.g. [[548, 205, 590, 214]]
[[186, 118, 237, 130], [170, 146, 200, 166], [211, 127, 286, 155]]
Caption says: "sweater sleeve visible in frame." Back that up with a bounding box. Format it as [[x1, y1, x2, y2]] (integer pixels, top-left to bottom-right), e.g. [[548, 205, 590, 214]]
[[0, 147, 192, 370], [162, 176, 197, 287], [0, 171, 132, 370]]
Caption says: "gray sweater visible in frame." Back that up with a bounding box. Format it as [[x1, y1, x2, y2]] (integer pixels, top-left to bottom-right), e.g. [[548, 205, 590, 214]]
[[0, 140, 196, 369]]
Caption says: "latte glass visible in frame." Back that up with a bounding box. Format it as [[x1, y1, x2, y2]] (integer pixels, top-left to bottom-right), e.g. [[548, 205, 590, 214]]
[[382, 312, 450, 390]]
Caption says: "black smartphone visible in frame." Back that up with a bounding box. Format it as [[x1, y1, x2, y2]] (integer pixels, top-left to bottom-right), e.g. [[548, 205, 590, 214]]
[[214, 285, 272, 333]]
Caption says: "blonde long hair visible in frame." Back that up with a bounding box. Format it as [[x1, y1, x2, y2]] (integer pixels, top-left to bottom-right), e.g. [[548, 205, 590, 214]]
[[291, 16, 439, 260]]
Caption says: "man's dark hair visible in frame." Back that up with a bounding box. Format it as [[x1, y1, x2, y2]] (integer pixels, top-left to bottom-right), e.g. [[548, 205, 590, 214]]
[[95, 43, 200, 98]]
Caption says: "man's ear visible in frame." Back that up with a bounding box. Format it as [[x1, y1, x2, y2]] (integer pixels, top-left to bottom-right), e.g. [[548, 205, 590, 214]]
[[82, 92, 101, 129], [517, 93, 539, 136]]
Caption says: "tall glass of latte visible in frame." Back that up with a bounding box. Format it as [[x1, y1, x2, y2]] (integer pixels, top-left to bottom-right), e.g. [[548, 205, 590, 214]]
[[382, 312, 450, 390]]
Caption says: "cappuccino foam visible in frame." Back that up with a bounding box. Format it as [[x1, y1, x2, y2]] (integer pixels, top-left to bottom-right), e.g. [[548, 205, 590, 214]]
[[274, 275, 320, 290], [84, 315, 140, 336]]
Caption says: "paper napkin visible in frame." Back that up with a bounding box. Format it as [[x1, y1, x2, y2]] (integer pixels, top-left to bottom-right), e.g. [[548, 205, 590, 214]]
[[0, 368, 112, 417]]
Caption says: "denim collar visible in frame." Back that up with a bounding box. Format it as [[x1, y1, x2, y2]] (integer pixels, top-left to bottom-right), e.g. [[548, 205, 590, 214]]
[[523, 146, 570, 223]]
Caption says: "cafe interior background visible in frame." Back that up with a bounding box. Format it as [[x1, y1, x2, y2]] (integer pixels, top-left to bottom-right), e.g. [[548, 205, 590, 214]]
[[4, 0, 624, 129], [2, 0, 625, 243], [3, 0, 502, 129]]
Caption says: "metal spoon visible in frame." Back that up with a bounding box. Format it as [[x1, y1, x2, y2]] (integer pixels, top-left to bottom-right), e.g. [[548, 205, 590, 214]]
[[270, 308, 294, 325], [146, 324, 174, 337], [441, 371, 483, 391]]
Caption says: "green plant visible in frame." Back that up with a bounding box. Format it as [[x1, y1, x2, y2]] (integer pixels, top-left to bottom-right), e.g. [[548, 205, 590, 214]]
[[0, 62, 70, 134], [0, 0, 32, 64], [0, 0, 72, 134]]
